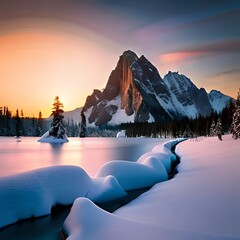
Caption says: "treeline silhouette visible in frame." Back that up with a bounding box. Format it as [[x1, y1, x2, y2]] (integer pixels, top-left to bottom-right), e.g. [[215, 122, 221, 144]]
[[89, 102, 234, 138], [0, 106, 79, 137], [0, 101, 235, 138]]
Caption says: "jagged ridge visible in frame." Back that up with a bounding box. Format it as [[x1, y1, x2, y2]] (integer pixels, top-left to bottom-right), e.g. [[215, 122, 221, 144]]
[[81, 50, 233, 127]]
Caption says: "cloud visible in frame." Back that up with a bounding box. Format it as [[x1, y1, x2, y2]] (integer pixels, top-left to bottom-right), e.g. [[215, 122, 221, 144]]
[[158, 38, 240, 67], [209, 67, 240, 78], [158, 51, 204, 67]]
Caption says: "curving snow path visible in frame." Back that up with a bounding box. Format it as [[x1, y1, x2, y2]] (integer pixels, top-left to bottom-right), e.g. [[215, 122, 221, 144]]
[[64, 135, 240, 240]]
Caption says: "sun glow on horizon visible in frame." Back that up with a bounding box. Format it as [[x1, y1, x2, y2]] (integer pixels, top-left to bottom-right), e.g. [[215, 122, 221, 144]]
[[0, 28, 118, 118]]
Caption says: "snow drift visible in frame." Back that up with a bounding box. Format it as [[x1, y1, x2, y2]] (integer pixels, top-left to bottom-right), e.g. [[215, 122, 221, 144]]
[[96, 157, 168, 191], [37, 131, 69, 143], [96, 139, 182, 189], [0, 138, 182, 229], [0, 165, 126, 228], [64, 136, 240, 240], [64, 197, 237, 240]]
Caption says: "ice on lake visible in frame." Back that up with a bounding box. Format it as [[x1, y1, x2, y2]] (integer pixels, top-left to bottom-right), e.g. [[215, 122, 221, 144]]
[[0, 137, 167, 177]]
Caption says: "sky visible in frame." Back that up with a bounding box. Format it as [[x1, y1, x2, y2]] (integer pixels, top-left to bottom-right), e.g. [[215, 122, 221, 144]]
[[0, 0, 240, 117]]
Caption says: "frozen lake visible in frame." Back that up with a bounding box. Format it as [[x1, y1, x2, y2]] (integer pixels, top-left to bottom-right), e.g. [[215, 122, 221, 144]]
[[0, 136, 168, 240], [0, 137, 166, 178]]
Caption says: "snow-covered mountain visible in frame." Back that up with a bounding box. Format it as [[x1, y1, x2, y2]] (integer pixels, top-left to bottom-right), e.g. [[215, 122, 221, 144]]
[[82, 50, 233, 127], [208, 90, 233, 113], [46, 107, 82, 125], [163, 71, 212, 119], [62, 107, 82, 124]]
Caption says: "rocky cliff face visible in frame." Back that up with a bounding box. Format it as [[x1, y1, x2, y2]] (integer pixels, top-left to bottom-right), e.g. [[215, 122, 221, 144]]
[[82, 50, 233, 127]]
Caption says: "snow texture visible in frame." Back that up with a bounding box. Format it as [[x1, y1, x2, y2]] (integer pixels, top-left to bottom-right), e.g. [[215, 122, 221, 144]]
[[96, 158, 168, 191], [208, 90, 232, 113], [0, 165, 126, 228], [95, 139, 181, 191], [37, 131, 69, 143], [64, 135, 240, 240]]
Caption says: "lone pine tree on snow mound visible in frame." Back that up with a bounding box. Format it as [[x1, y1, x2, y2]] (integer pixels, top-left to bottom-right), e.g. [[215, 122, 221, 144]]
[[49, 96, 67, 139], [38, 96, 68, 143]]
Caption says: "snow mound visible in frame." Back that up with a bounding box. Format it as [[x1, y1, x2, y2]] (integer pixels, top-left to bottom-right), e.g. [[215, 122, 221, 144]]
[[37, 131, 69, 143], [116, 130, 126, 138], [137, 139, 184, 173], [96, 158, 168, 191], [152, 139, 184, 163], [64, 197, 237, 240], [65, 136, 240, 240], [0, 165, 126, 228], [96, 139, 183, 191], [87, 175, 127, 203], [137, 152, 172, 173]]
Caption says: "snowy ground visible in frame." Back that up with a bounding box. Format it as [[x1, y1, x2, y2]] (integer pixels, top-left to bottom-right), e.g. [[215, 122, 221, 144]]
[[0, 139, 179, 229], [64, 135, 240, 240]]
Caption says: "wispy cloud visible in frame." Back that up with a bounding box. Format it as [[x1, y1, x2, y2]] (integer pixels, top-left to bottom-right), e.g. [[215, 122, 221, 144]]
[[209, 67, 240, 78], [158, 38, 240, 67]]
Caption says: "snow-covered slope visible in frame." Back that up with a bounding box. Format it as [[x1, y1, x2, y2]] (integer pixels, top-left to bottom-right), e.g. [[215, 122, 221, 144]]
[[47, 107, 82, 125], [63, 135, 240, 240], [208, 90, 233, 113], [0, 165, 126, 228], [163, 71, 212, 118], [63, 107, 82, 124]]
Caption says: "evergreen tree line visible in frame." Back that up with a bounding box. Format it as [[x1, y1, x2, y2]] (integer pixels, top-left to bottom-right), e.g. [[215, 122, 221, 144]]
[[0, 107, 44, 136], [0, 106, 80, 137], [85, 101, 236, 138], [122, 103, 234, 138]]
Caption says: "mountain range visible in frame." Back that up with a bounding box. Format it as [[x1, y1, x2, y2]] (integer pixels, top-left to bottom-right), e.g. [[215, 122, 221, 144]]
[[77, 50, 233, 127]]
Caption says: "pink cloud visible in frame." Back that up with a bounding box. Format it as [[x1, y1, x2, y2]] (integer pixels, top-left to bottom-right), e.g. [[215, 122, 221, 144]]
[[158, 51, 206, 68]]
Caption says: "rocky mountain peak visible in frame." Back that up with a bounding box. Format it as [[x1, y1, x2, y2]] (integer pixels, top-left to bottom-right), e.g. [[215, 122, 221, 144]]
[[81, 50, 233, 126], [122, 50, 138, 65]]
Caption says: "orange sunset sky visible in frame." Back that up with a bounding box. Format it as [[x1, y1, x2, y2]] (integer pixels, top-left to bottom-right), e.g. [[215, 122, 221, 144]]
[[0, 0, 240, 117]]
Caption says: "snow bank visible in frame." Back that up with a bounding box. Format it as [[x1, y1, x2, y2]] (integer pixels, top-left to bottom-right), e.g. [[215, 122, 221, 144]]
[[0, 166, 126, 228], [37, 131, 69, 143], [96, 139, 183, 190], [116, 130, 126, 138], [64, 136, 240, 240], [137, 139, 184, 173], [64, 198, 237, 240], [151, 139, 183, 163], [96, 157, 168, 191], [137, 152, 171, 173]]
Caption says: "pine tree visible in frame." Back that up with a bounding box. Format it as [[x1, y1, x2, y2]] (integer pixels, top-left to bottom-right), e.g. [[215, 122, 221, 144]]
[[215, 118, 223, 140], [79, 112, 87, 137], [15, 109, 21, 137], [210, 120, 216, 137], [182, 125, 193, 138], [232, 89, 240, 139], [49, 96, 66, 139], [36, 111, 43, 136]]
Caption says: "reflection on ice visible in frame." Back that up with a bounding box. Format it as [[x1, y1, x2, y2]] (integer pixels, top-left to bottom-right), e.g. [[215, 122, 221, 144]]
[[0, 137, 166, 177]]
